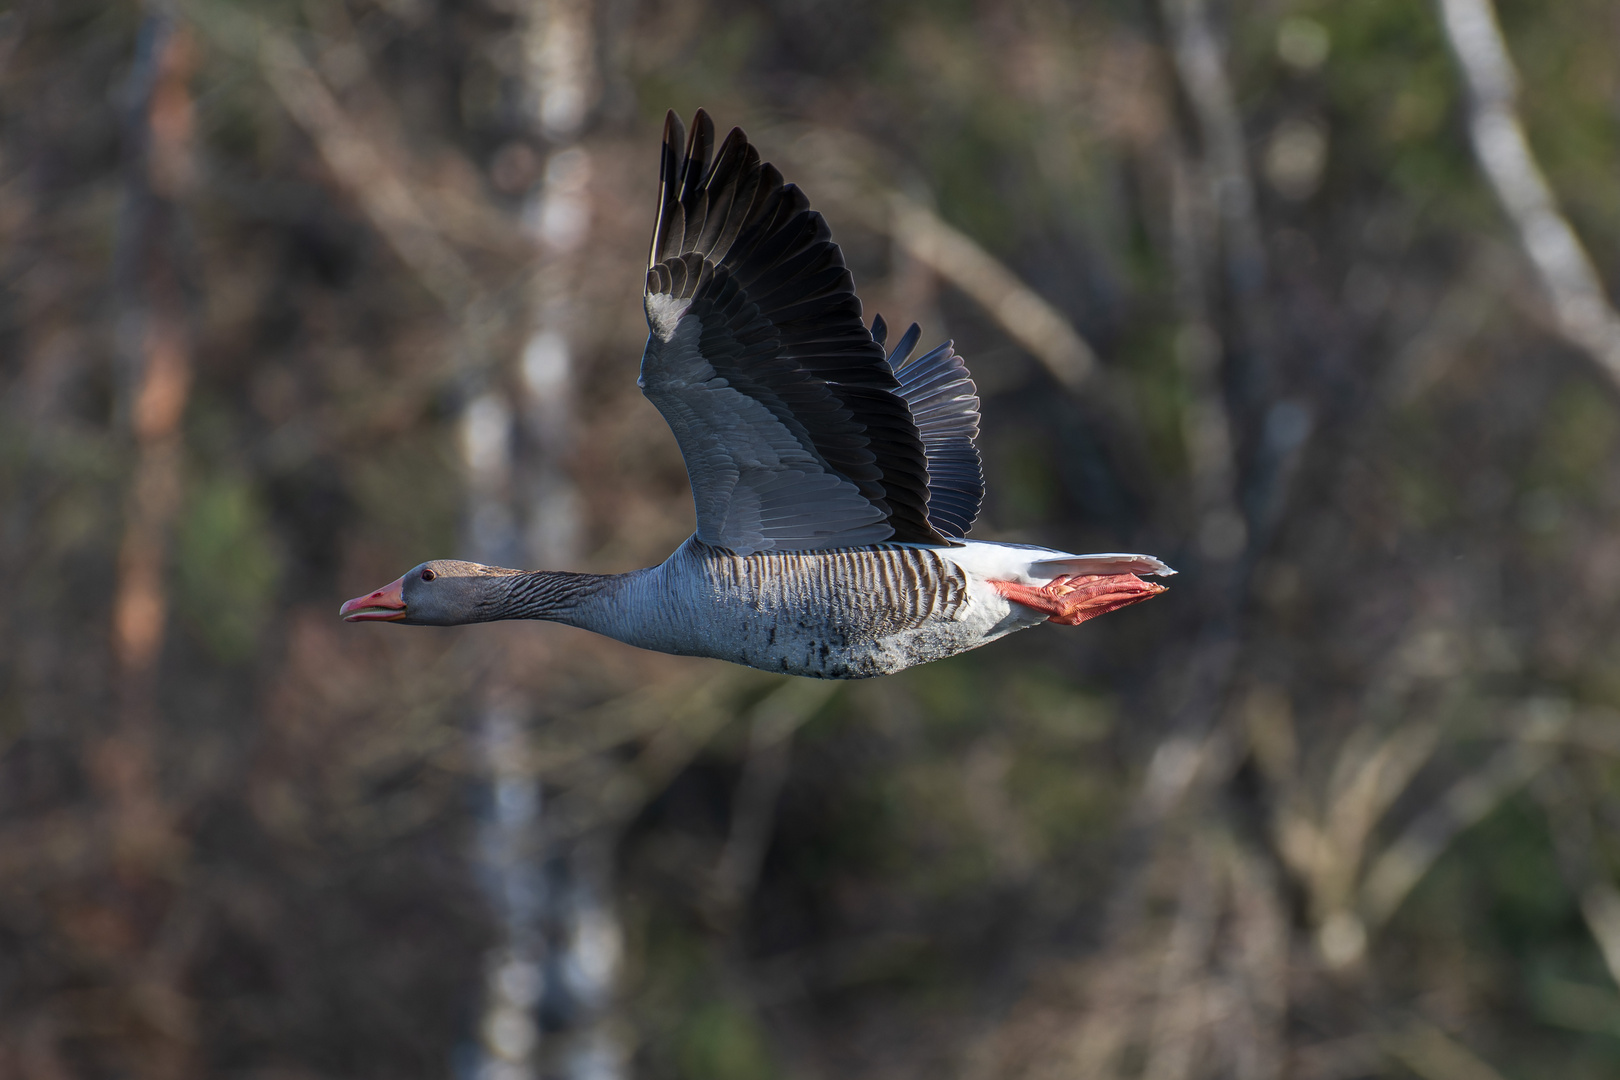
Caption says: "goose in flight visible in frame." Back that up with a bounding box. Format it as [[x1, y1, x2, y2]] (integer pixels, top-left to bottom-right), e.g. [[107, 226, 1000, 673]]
[[341, 110, 1172, 678]]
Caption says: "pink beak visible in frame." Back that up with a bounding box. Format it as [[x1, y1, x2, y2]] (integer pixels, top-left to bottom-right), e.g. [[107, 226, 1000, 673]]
[[340, 575, 408, 622]]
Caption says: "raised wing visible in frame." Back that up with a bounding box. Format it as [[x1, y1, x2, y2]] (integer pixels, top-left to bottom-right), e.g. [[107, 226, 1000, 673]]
[[640, 110, 944, 555], [874, 317, 983, 539]]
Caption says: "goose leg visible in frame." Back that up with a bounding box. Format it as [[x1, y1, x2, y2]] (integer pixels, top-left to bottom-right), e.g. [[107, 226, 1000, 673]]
[[990, 573, 1166, 626]]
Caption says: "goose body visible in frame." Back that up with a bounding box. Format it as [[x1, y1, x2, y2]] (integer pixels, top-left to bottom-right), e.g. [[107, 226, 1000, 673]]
[[563, 538, 1168, 679], [342, 111, 1173, 678]]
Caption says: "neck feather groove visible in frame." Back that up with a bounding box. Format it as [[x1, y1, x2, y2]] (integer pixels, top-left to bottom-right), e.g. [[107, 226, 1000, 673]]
[[493, 570, 617, 623]]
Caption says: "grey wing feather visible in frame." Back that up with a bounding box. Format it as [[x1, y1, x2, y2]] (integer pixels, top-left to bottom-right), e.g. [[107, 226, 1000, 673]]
[[642, 316, 892, 553], [885, 323, 984, 539]]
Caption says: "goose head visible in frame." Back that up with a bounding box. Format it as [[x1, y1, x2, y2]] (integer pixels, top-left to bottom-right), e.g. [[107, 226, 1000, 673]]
[[340, 560, 520, 626]]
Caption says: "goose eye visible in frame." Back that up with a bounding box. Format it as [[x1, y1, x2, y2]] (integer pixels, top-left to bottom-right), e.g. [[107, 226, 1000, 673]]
[[421, 568, 436, 582]]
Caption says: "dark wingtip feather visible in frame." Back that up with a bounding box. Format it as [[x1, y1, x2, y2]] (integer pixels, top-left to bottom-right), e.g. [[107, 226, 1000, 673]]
[[651, 111, 686, 266], [685, 110, 714, 179], [872, 313, 888, 347], [663, 111, 685, 172]]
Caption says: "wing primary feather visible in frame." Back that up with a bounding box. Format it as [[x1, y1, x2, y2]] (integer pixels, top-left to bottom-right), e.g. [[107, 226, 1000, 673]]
[[709, 137, 766, 261], [693, 139, 743, 255], [650, 111, 685, 266], [675, 110, 715, 255], [889, 339, 984, 538], [887, 322, 922, 367]]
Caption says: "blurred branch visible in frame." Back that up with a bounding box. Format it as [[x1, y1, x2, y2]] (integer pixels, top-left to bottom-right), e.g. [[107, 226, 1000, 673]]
[[1159, 0, 1268, 360], [1057, 827, 1287, 1080], [257, 31, 478, 313], [1159, 135, 1246, 569], [1522, 710, 1620, 755], [1319, 723, 1443, 901], [708, 680, 839, 921], [549, 672, 757, 839], [884, 194, 1098, 390], [1157, 0, 1312, 570], [1581, 886, 1620, 992], [1533, 762, 1620, 991], [1384, 246, 1517, 404], [1093, 0, 1270, 962], [527, 679, 719, 776], [1142, 850, 1217, 1080], [1381, 1019, 1510, 1080], [1218, 840, 1288, 1080], [1436, 0, 1620, 387], [1291, 1035, 1383, 1080], [1152, 0, 1272, 675], [1360, 708, 1565, 928], [781, 132, 1098, 390], [183, 2, 524, 260], [1267, 719, 1443, 967]]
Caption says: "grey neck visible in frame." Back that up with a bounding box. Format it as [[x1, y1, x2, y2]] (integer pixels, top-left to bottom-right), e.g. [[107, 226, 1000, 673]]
[[488, 570, 619, 624]]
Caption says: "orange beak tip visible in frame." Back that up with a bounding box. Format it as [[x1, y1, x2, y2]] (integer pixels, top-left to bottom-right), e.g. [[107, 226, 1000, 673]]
[[339, 575, 408, 623]]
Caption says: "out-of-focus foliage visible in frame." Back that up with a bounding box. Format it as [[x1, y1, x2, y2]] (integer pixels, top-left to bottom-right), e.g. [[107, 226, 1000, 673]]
[[4, 0, 1620, 1078]]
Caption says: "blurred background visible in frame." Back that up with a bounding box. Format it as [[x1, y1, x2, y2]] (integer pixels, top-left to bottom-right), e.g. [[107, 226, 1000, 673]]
[[5, 0, 1620, 1077]]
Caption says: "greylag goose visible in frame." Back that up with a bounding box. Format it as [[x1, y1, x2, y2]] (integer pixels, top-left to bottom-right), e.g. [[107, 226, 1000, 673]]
[[341, 111, 1173, 678]]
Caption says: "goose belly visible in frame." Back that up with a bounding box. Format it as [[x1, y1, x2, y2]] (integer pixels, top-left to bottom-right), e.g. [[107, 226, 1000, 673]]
[[618, 540, 1042, 678]]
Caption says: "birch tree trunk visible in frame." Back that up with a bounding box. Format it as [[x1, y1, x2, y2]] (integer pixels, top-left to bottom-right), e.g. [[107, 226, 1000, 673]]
[[472, 3, 621, 1078]]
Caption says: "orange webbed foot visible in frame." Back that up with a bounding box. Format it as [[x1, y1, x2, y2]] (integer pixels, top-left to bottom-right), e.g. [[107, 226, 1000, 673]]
[[990, 573, 1167, 626]]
